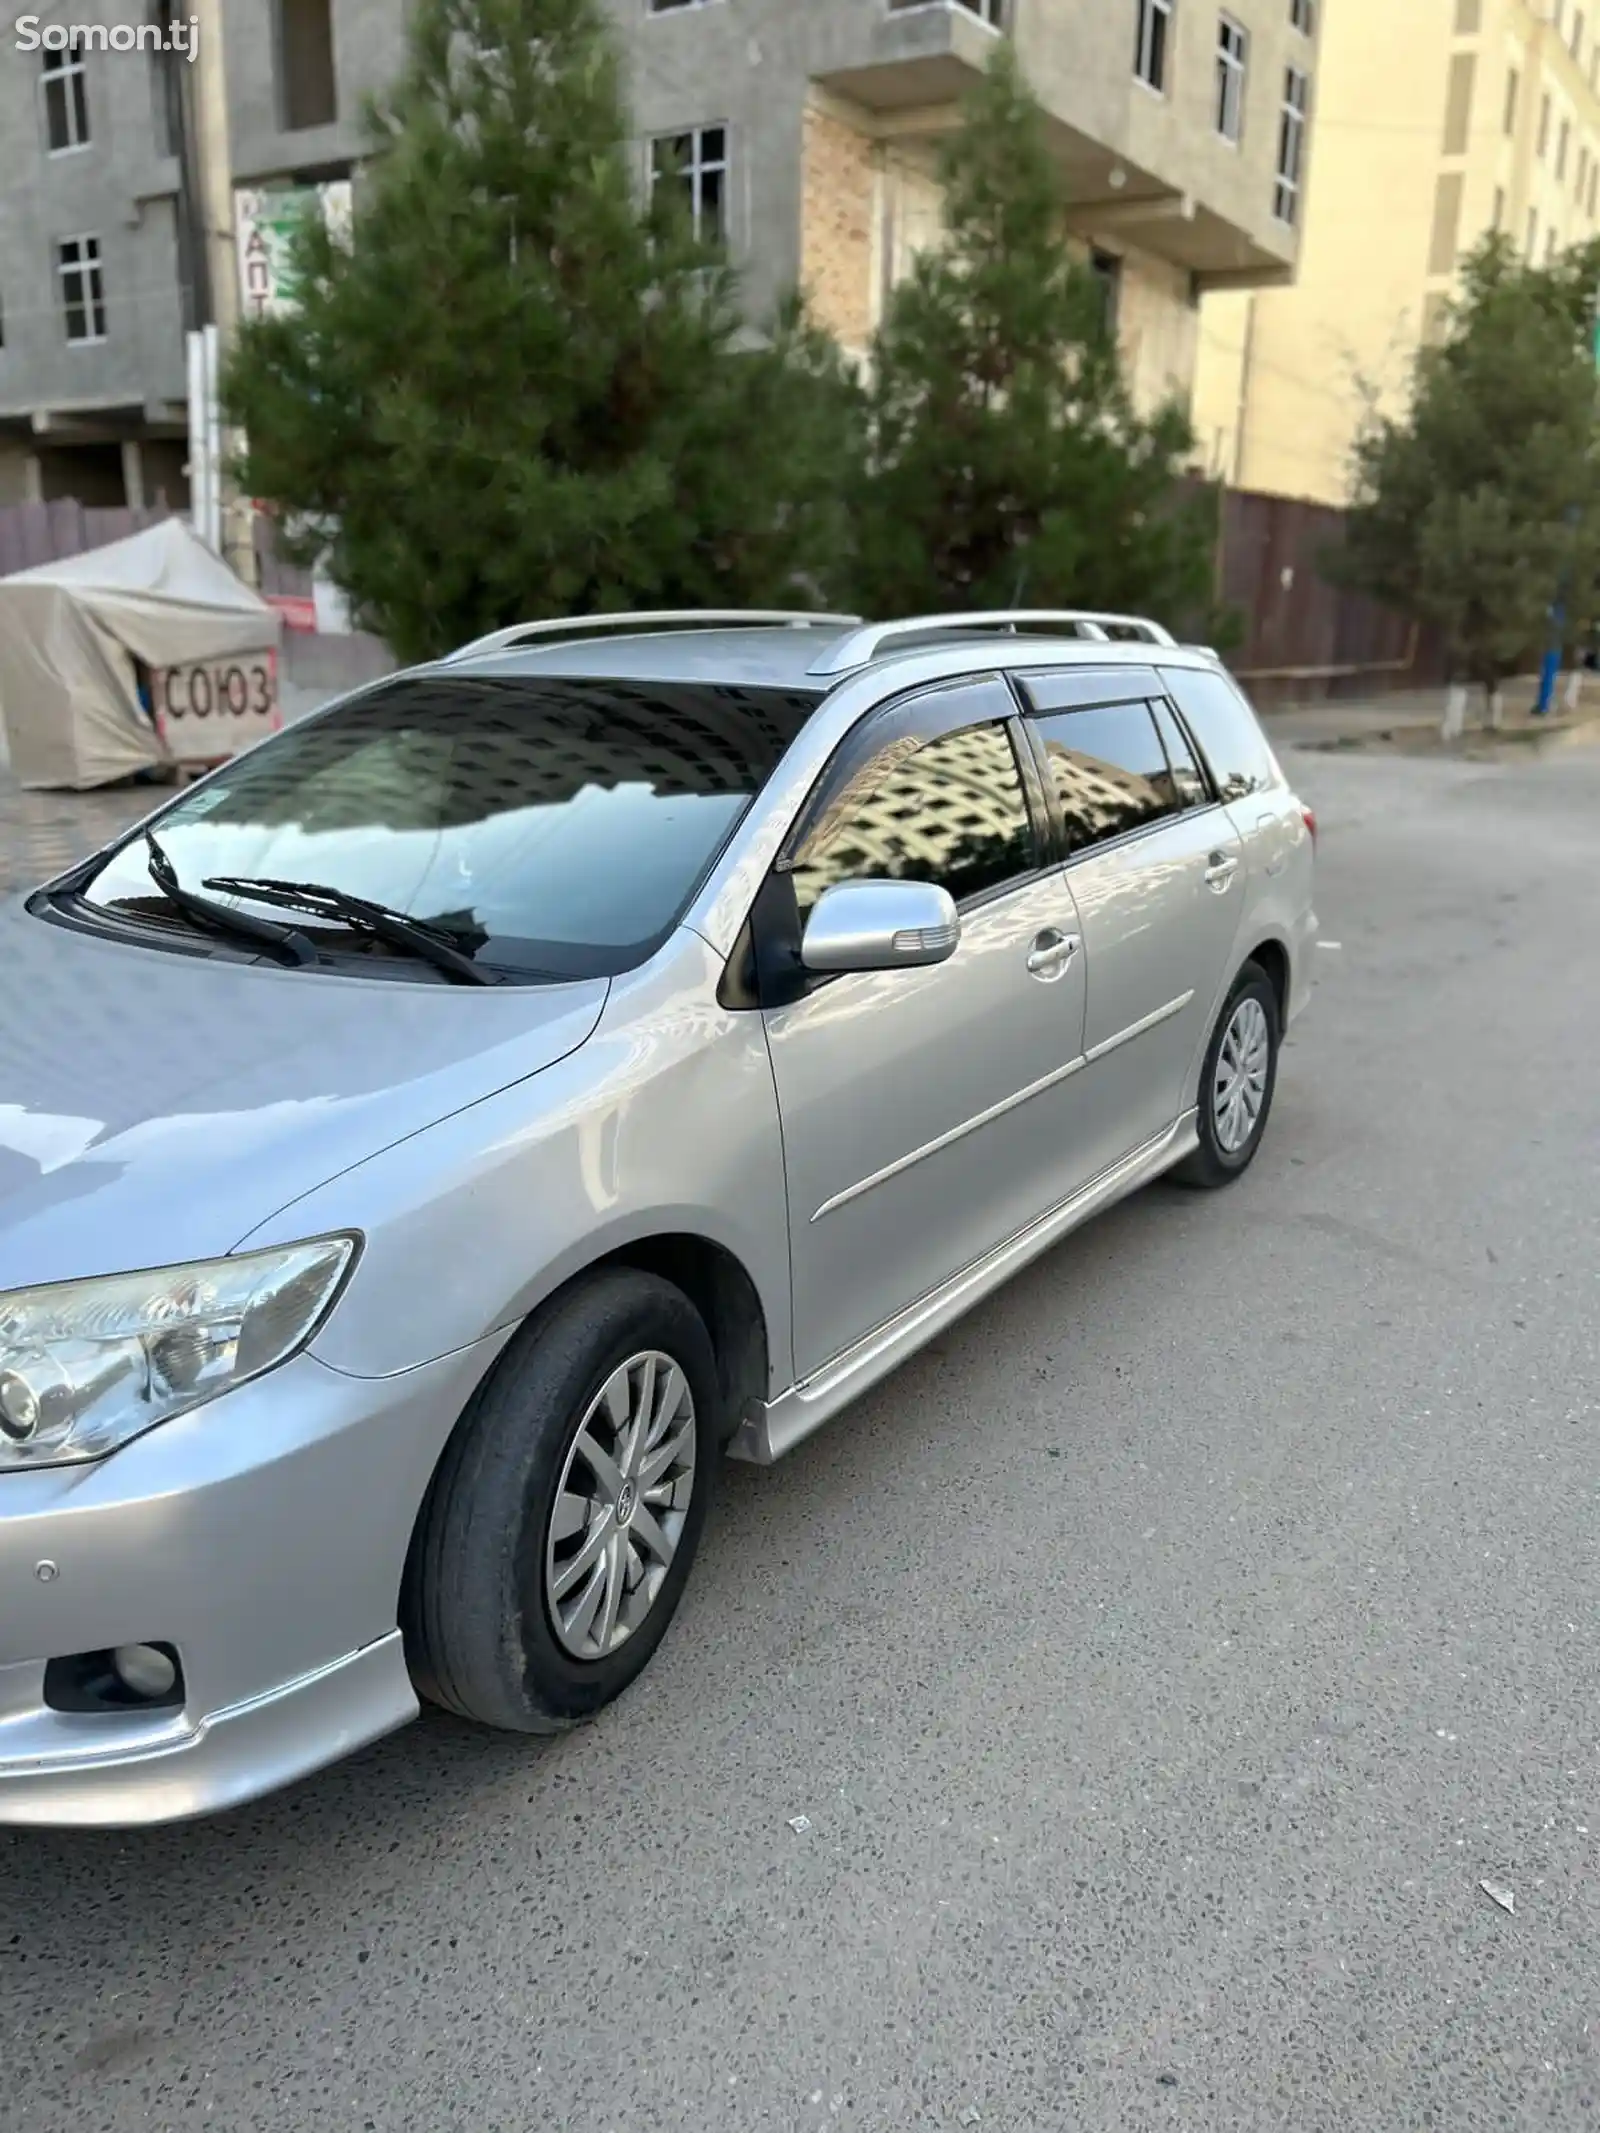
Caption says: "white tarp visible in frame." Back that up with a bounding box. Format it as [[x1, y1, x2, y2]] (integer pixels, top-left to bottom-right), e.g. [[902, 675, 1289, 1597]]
[[0, 518, 281, 790]]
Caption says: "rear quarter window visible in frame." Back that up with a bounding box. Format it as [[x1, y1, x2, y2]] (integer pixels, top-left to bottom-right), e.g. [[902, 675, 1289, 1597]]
[[1162, 665, 1281, 803]]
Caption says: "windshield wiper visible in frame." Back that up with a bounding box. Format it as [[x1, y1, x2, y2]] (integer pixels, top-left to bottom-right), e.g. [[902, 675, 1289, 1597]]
[[200, 874, 497, 987], [143, 833, 316, 967]]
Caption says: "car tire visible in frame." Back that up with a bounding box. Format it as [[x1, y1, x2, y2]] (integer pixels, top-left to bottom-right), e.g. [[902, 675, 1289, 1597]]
[[1172, 961, 1280, 1191], [406, 1268, 720, 1734]]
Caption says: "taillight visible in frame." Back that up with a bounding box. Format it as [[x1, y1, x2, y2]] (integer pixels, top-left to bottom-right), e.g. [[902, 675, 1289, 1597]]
[[1301, 805, 1317, 846]]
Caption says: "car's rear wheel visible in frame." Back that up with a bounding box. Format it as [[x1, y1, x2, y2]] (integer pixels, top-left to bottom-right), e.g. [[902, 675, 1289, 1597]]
[[406, 1269, 719, 1733], [1172, 962, 1280, 1190]]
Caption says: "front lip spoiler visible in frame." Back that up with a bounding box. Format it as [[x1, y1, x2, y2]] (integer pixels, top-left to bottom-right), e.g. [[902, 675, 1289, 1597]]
[[0, 1631, 417, 1830]]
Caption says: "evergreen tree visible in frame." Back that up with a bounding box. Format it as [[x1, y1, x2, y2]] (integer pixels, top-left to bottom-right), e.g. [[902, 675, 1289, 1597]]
[[845, 43, 1220, 632], [1338, 233, 1600, 699], [225, 0, 855, 662]]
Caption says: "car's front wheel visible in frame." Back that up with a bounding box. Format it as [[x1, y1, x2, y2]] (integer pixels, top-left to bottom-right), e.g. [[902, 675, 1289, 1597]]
[[406, 1268, 719, 1733], [1173, 961, 1280, 1189]]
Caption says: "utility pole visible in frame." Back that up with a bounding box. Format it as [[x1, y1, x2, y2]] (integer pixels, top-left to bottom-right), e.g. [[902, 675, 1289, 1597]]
[[187, 0, 256, 585]]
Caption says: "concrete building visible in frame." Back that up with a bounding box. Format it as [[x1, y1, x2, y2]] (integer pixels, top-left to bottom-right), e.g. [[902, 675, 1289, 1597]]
[[0, 0, 1318, 509], [1193, 0, 1600, 505]]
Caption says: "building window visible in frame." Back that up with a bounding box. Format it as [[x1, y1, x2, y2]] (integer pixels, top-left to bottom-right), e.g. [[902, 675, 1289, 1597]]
[[1428, 171, 1464, 273], [151, 45, 183, 159], [887, 0, 1006, 18], [1558, 117, 1571, 179], [1504, 67, 1519, 134], [276, 0, 338, 132], [1134, 0, 1175, 92], [1289, 0, 1315, 31], [1273, 65, 1309, 223], [1442, 52, 1476, 155], [1590, 160, 1599, 214], [1454, 0, 1481, 29], [41, 41, 91, 153], [1580, 146, 1590, 200], [1527, 206, 1539, 255], [1539, 92, 1551, 157], [1089, 248, 1123, 336], [650, 125, 729, 243], [1574, 9, 1586, 58], [1547, 227, 1559, 261], [1492, 184, 1505, 229], [57, 236, 106, 345], [1216, 15, 1248, 142]]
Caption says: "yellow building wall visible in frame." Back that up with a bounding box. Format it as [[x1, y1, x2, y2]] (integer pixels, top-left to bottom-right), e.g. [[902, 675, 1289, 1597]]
[[1193, 0, 1600, 505]]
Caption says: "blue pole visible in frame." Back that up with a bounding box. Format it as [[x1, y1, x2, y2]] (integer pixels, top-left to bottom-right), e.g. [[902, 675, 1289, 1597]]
[[1536, 606, 1562, 717]]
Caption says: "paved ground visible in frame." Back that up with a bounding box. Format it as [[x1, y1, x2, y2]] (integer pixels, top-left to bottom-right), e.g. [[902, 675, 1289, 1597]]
[[3, 737, 1600, 2132], [0, 676, 360, 895]]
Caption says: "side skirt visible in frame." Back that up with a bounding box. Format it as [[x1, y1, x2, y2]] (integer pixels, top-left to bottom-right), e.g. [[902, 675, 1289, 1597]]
[[731, 1111, 1198, 1465]]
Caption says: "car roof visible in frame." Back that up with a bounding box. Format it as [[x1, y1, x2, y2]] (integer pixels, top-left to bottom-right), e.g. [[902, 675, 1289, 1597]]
[[423, 621, 1217, 695]]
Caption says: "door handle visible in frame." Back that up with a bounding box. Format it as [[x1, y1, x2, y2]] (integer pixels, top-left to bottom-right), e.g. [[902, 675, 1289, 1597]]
[[1204, 852, 1240, 891], [1026, 929, 1080, 980]]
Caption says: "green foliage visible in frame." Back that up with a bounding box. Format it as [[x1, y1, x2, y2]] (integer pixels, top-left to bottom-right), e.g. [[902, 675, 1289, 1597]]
[[844, 44, 1221, 635], [1338, 233, 1600, 685], [224, 0, 855, 662]]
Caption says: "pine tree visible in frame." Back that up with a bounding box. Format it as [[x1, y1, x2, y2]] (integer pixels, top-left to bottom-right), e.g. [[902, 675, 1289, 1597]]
[[1339, 233, 1600, 700], [844, 43, 1219, 631], [225, 0, 855, 662]]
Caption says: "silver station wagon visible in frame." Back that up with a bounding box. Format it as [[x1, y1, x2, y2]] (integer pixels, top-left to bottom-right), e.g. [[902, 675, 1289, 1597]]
[[0, 609, 1317, 1826]]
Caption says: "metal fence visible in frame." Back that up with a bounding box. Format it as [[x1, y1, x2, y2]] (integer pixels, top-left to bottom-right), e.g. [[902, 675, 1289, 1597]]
[[1216, 487, 1445, 706]]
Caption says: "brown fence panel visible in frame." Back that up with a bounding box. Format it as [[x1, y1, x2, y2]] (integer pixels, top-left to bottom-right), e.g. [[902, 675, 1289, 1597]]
[[0, 501, 171, 578], [1, 487, 1444, 708], [1215, 487, 1445, 706]]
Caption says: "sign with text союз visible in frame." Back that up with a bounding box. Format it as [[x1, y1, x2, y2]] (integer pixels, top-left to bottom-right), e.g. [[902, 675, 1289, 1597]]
[[153, 650, 281, 762], [235, 184, 353, 321]]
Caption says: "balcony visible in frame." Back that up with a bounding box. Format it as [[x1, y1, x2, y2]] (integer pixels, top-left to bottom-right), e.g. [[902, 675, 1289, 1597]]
[[810, 1, 1298, 288], [813, 1, 1006, 114]]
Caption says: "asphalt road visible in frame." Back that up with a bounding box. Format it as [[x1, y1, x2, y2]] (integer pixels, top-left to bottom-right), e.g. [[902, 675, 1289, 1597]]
[[4, 739, 1599, 2133]]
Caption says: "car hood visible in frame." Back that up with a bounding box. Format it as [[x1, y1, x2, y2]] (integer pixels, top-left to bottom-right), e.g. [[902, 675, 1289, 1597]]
[[0, 904, 609, 1289]]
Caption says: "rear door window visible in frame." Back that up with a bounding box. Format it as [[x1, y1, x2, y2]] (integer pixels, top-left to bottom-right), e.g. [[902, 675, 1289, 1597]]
[[1028, 700, 1185, 856], [1151, 698, 1211, 809], [1160, 664, 1280, 801]]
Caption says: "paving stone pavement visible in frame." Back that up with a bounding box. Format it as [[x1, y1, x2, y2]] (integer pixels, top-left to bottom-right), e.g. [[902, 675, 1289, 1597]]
[[0, 676, 347, 897], [0, 768, 167, 897]]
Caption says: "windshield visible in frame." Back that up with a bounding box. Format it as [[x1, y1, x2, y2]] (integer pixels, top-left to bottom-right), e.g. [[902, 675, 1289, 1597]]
[[80, 673, 823, 981]]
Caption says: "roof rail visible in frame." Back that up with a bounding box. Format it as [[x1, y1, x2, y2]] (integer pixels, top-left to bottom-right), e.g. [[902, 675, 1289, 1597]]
[[444, 610, 863, 664], [806, 609, 1177, 677]]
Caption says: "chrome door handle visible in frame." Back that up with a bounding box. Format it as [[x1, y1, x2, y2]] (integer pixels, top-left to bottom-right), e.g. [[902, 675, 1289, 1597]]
[[1026, 929, 1080, 980], [1204, 853, 1240, 891]]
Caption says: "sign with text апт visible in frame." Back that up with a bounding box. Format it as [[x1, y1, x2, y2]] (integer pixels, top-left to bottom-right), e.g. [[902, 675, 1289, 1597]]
[[235, 183, 353, 321]]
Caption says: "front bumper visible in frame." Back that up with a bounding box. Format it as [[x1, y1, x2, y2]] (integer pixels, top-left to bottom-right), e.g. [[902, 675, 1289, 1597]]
[[0, 1334, 506, 1829]]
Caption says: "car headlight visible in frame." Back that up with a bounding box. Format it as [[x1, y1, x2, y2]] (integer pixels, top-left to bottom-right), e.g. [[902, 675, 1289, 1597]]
[[0, 1236, 358, 1471]]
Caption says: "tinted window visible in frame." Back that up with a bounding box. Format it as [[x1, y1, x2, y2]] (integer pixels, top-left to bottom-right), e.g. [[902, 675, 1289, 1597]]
[[82, 675, 821, 982], [790, 722, 1035, 918], [1033, 701, 1182, 853], [1161, 665, 1280, 802], [1151, 698, 1210, 809]]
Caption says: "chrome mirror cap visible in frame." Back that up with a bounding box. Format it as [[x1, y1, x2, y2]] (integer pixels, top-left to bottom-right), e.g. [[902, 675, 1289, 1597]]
[[799, 879, 961, 976]]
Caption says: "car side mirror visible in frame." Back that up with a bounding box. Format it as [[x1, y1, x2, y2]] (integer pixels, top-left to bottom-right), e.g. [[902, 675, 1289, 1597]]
[[799, 878, 961, 975]]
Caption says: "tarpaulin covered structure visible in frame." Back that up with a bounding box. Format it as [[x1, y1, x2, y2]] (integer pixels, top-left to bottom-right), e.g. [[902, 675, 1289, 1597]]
[[0, 519, 280, 790]]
